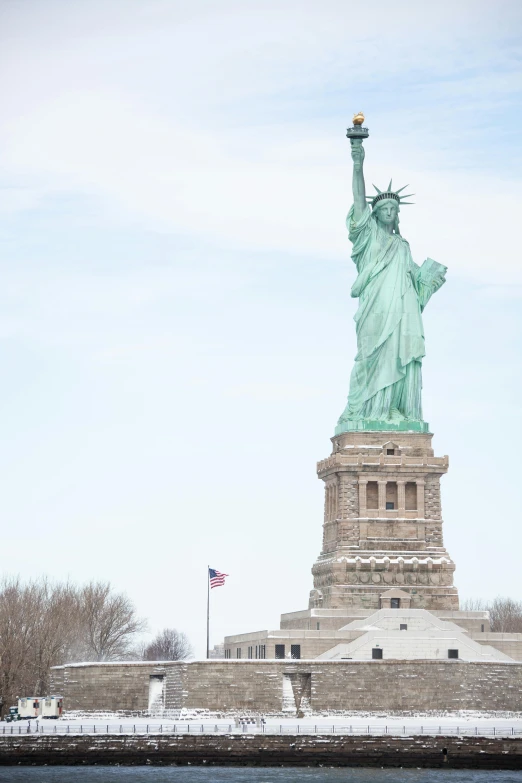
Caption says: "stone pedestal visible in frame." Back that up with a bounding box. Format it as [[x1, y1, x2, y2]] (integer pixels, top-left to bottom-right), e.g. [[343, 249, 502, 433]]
[[309, 431, 458, 612]]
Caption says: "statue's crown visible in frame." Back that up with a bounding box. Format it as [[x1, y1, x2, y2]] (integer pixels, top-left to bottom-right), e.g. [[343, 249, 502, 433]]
[[366, 180, 415, 208]]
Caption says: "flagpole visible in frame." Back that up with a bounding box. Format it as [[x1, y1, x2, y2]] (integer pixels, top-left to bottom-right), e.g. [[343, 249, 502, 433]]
[[206, 564, 210, 659]]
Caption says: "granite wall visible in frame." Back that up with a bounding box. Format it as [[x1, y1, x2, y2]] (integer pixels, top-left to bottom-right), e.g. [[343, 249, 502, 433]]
[[51, 659, 522, 714], [1, 733, 522, 768]]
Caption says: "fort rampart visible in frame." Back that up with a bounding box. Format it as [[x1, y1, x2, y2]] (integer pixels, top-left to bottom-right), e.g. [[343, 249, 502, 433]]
[[51, 659, 522, 714]]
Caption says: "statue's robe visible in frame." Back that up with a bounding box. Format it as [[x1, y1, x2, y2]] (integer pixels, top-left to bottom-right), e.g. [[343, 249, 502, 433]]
[[339, 205, 443, 424]]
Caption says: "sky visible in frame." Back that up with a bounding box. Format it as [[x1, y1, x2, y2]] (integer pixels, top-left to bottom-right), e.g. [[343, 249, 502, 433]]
[[1, 0, 521, 659]]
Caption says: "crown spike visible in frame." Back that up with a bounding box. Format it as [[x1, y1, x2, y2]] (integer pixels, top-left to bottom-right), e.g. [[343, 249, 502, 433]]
[[372, 184, 382, 194], [400, 201, 415, 205], [395, 185, 409, 194], [400, 194, 415, 199], [387, 179, 393, 191]]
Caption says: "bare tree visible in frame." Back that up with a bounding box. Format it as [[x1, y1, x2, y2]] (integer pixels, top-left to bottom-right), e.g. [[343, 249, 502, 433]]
[[460, 598, 488, 611], [142, 628, 193, 661], [0, 578, 42, 711], [0, 577, 147, 714], [0, 578, 77, 711], [460, 596, 522, 633], [79, 582, 147, 661], [28, 580, 80, 695], [489, 597, 522, 633]]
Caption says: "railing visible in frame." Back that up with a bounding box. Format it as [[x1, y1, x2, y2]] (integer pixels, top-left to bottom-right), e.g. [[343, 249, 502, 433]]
[[317, 454, 448, 472], [3, 722, 522, 737]]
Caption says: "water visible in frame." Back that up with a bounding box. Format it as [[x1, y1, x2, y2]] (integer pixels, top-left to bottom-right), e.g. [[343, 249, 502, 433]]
[[1, 770, 520, 783]]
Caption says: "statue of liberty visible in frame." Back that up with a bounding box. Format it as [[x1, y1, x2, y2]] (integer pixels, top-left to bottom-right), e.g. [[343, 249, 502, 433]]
[[336, 114, 447, 435]]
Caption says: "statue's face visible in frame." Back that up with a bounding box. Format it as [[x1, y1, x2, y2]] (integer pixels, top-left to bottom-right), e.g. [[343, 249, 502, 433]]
[[374, 201, 399, 226]]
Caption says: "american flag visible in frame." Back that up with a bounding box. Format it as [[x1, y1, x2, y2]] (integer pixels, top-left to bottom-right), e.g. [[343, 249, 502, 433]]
[[209, 568, 228, 588]]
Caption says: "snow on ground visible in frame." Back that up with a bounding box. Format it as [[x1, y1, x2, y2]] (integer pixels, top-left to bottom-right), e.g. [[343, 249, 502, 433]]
[[3, 711, 522, 737]]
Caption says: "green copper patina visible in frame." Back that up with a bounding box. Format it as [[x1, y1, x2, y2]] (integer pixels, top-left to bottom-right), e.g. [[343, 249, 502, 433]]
[[336, 118, 447, 435]]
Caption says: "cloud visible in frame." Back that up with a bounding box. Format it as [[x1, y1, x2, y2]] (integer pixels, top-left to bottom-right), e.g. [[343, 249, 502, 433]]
[[1, 1, 521, 288], [3, 91, 520, 285]]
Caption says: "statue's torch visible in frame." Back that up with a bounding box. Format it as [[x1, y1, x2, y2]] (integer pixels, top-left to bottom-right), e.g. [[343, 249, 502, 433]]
[[346, 112, 369, 150]]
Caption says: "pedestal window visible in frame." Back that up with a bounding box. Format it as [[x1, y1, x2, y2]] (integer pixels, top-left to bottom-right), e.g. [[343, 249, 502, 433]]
[[386, 481, 398, 509], [405, 482, 417, 510], [366, 481, 378, 509]]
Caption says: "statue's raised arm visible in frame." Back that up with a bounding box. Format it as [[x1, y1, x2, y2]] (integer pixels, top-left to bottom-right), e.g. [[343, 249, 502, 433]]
[[350, 140, 366, 222]]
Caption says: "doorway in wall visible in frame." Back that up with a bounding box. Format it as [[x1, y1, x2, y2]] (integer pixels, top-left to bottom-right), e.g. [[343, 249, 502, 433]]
[[148, 674, 165, 713]]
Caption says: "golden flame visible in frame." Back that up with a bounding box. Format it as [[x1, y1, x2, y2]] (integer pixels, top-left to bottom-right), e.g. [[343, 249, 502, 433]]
[[352, 112, 365, 126]]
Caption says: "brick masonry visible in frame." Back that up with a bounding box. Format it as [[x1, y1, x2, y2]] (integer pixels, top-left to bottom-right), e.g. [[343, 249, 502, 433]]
[[1, 734, 521, 768], [51, 660, 522, 714], [310, 431, 458, 611]]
